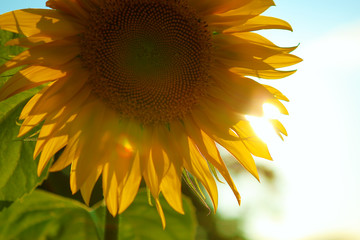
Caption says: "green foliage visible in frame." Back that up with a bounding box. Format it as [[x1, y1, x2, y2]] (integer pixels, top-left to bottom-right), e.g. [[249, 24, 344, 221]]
[[0, 29, 48, 209], [0, 189, 197, 240], [0, 30, 24, 87], [0, 99, 49, 205], [0, 190, 100, 240]]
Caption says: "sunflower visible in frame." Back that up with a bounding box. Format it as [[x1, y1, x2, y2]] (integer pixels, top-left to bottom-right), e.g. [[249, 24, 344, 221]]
[[0, 0, 300, 227]]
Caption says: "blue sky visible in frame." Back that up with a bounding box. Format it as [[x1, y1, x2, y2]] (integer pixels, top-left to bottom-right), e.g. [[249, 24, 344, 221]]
[[1, 1, 360, 239], [0, 0, 46, 14], [267, 0, 360, 40]]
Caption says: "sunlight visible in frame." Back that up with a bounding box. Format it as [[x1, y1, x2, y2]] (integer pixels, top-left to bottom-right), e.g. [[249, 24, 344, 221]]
[[246, 103, 282, 143]]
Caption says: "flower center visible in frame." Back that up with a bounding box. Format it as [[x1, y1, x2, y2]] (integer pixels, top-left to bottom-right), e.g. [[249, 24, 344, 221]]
[[81, 0, 212, 124]]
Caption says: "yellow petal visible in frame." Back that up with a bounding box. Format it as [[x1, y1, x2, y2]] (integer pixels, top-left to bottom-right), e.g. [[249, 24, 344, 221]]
[[6, 34, 55, 47], [264, 53, 303, 68], [184, 118, 241, 205], [212, 135, 260, 181], [189, 0, 251, 15], [263, 85, 289, 101], [205, 15, 250, 33], [33, 111, 62, 159], [46, 0, 89, 21], [18, 113, 47, 137], [0, 38, 80, 74], [37, 133, 68, 176], [231, 32, 298, 54], [102, 162, 119, 216], [117, 152, 142, 214], [266, 98, 289, 115], [231, 67, 297, 79], [19, 84, 90, 139], [114, 142, 134, 184], [69, 155, 79, 194], [67, 101, 106, 193], [73, 0, 102, 12], [19, 86, 48, 120], [74, 108, 114, 191], [50, 132, 81, 172], [17, 86, 50, 137], [151, 139, 167, 183], [0, 9, 84, 37], [269, 119, 288, 139], [221, 0, 275, 16], [160, 162, 184, 214], [214, 36, 283, 70], [28, 67, 88, 116], [224, 16, 292, 33], [0, 65, 66, 101], [170, 122, 218, 210], [201, 97, 241, 127], [232, 121, 272, 160], [32, 106, 75, 160], [186, 140, 218, 211], [141, 129, 164, 198], [191, 107, 238, 141], [150, 126, 185, 214], [143, 148, 162, 197], [210, 66, 272, 116], [205, 0, 275, 31], [155, 198, 166, 229], [80, 165, 102, 205], [137, 125, 152, 172]]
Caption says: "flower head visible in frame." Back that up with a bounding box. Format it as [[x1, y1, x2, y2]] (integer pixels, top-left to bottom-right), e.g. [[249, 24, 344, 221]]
[[0, 0, 300, 227]]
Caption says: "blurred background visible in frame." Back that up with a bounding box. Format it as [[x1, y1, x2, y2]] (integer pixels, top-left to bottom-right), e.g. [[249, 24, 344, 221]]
[[1, 0, 360, 239]]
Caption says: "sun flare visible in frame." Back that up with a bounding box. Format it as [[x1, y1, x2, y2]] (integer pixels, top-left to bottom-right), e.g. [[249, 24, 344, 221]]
[[246, 103, 285, 143]]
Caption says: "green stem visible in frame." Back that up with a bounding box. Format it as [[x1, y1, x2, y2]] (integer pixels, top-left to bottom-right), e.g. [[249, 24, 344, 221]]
[[104, 209, 119, 240]]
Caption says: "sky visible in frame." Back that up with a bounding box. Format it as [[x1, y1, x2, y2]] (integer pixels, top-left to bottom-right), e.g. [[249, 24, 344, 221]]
[[1, 1, 360, 240]]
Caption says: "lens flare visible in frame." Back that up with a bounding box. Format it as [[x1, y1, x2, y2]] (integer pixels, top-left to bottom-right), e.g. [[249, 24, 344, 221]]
[[246, 103, 282, 143], [117, 135, 134, 159]]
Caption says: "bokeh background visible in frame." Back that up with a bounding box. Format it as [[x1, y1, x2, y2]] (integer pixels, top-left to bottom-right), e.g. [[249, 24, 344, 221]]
[[1, 0, 360, 239]]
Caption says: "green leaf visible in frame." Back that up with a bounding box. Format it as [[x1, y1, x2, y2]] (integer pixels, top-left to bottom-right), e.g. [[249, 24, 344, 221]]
[[0, 29, 25, 87], [0, 189, 198, 240], [0, 99, 48, 203], [0, 190, 101, 240], [94, 190, 198, 240], [0, 29, 46, 206]]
